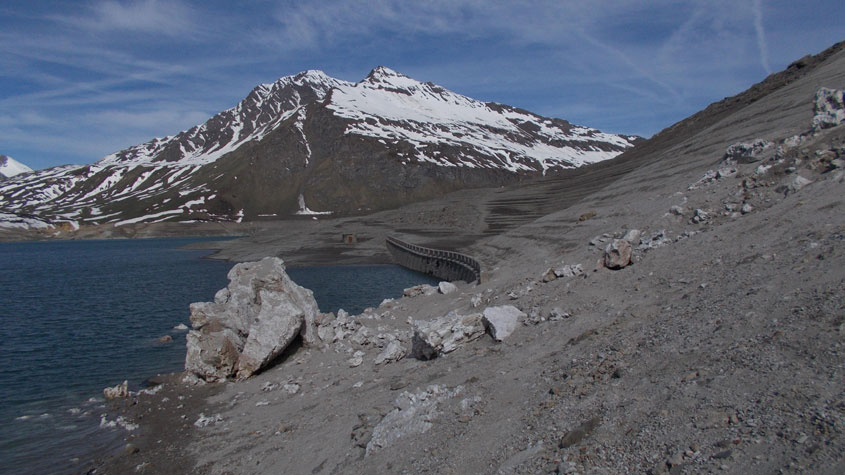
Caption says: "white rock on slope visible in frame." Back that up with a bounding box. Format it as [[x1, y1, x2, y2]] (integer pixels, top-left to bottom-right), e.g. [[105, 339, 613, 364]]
[[411, 312, 485, 359], [482, 305, 525, 341], [812, 87, 845, 131], [185, 257, 319, 381]]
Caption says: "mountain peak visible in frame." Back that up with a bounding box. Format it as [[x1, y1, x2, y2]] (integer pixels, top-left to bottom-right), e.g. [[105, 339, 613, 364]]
[[0, 154, 33, 178]]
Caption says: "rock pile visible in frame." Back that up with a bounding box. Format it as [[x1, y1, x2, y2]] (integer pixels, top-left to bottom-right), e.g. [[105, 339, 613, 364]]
[[410, 312, 485, 360], [812, 87, 845, 131], [184, 257, 319, 382]]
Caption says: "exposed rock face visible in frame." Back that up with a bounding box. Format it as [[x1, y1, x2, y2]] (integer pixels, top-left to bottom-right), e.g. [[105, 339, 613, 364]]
[[184, 257, 319, 381], [482, 305, 525, 341], [604, 239, 633, 269], [411, 312, 485, 359]]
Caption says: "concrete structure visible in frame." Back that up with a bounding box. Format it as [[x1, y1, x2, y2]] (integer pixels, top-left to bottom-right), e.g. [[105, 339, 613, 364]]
[[385, 236, 481, 284]]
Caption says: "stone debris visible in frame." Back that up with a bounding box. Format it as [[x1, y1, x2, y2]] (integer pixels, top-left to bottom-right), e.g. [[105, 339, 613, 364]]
[[788, 175, 814, 193], [438, 281, 458, 295], [347, 350, 365, 368], [634, 230, 673, 253], [621, 228, 641, 244], [411, 312, 485, 359], [812, 87, 845, 132], [365, 384, 463, 455], [172, 323, 189, 331], [724, 139, 775, 163], [157, 335, 172, 343], [103, 380, 129, 400], [604, 239, 632, 269], [554, 264, 583, 278], [482, 305, 525, 341], [403, 284, 438, 298], [541, 263, 582, 282], [194, 413, 223, 428], [374, 339, 406, 365], [100, 414, 139, 431], [691, 208, 711, 224], [184, 257, 319, 381], [282, 382, 300, 394], [669, 205, 686, 216], [549, 307, 571, 320], [688, 167, 737, 189]]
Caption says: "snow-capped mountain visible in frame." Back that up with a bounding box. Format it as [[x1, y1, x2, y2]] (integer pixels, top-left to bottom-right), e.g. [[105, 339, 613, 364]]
[[0, 67, 640, 230], [0, 155, 32, 179]]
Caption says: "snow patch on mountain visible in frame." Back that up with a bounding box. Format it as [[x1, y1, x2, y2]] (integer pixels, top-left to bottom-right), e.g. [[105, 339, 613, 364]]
[[0, 155, 33, 178], [327, 67, 635, 172]]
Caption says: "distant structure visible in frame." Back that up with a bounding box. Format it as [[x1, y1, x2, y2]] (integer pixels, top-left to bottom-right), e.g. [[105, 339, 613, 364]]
[[385, 236, 482, 284]]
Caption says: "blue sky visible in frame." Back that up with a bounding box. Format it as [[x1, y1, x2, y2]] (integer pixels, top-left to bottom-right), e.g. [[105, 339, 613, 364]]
[[1, 0, 842, 170]]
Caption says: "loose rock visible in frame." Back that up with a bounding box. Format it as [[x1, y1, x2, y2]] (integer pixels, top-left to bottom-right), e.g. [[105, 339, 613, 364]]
[[482, 305, 525, 341], [604, 239, 632, 269]]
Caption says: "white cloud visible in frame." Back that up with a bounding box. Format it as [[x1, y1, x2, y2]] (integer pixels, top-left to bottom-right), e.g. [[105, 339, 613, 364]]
[[50, 0, 197, 36]]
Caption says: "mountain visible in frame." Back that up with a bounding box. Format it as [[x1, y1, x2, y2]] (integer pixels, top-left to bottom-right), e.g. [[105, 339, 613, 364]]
[[0, 155, 32, 179], [0, 68, 640, 230]]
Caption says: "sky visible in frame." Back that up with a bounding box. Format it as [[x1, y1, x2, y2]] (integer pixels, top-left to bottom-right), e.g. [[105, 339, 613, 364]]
[[0, 1, 842, 170]]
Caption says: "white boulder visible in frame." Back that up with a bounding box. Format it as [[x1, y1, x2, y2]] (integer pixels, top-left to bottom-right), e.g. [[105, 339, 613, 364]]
[[482, 305, 525, 341], [438, 281, 458, 295], [184, 257, 319, 381]]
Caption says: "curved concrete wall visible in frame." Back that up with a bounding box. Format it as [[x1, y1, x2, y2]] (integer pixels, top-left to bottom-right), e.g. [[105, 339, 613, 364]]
[[385, 236, 482, 284]]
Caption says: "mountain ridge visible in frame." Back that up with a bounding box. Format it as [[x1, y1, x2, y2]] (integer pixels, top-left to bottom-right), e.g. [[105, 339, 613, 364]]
[[0, 67, 640, 231]]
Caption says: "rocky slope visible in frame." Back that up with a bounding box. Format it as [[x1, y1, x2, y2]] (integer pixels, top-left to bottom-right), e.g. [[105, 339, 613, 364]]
[[0, 68, 638, 232], [89, 42, 845, 474]]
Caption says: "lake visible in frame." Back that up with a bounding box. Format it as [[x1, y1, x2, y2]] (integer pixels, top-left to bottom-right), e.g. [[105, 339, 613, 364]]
[[0, 237, 437, 474]]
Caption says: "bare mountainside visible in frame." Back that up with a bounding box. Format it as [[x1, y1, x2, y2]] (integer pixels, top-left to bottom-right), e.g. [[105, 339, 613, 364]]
[[0, 68, 638, 233], [90, 42, 845, 475]]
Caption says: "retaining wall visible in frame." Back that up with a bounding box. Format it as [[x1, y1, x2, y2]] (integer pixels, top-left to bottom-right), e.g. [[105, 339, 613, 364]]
[[385, 236, 482, 284]]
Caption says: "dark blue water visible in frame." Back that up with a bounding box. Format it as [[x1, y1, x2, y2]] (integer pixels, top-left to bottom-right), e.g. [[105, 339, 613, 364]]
[[0, 238, 437, 474]]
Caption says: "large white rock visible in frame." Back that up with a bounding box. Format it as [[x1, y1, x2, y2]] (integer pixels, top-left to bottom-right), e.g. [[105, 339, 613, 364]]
[[438, 281, 458, 295], [184, 257, 319, 381], [482, 305, 525, 341]]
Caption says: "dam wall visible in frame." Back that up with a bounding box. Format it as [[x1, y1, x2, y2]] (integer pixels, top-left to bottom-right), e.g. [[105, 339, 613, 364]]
[[385, 236, 482, 284]]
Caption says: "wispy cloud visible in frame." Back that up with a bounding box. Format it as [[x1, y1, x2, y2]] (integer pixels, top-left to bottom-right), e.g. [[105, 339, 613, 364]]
[[752, 0, 772, 74], [49, 0, 198, 36], [1, 0, 842, 169]]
